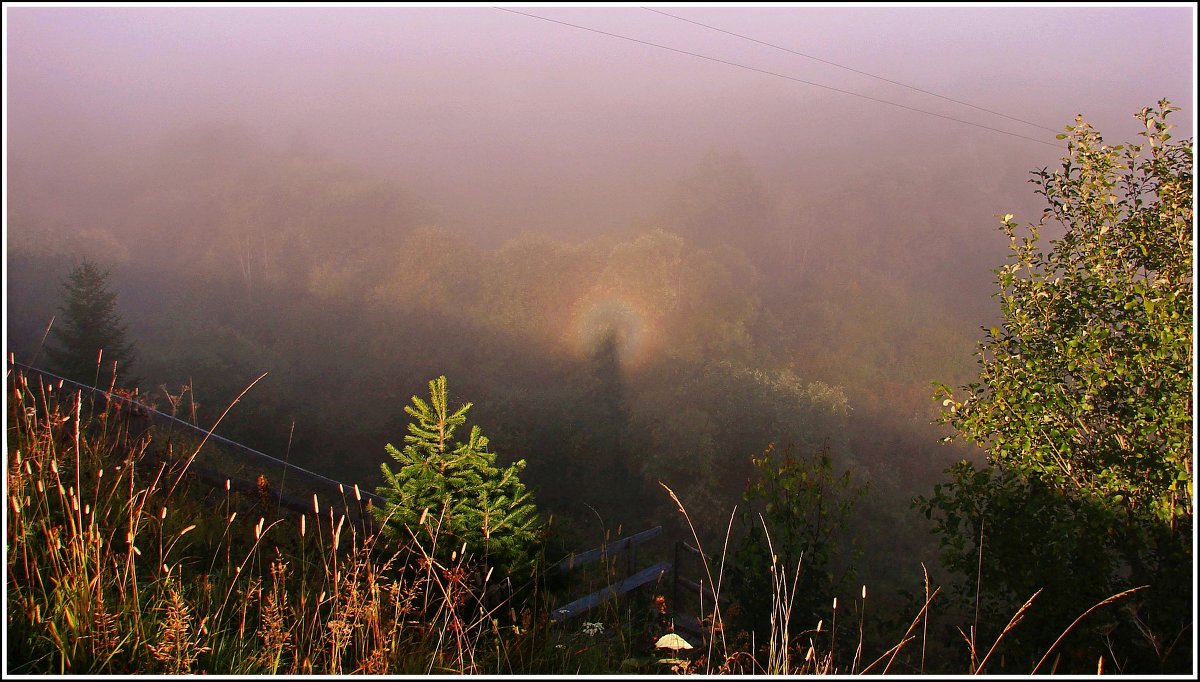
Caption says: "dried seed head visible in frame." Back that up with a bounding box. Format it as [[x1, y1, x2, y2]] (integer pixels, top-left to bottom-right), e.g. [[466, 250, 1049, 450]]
[[862, 585, 867, 600], [354, 484, 361, 501], [333, 515, 345, 549], [833, 597, 838, 610], [160, 507, 168, 520], [312, 494, 320, 515], [300, 515, 306, 537], [225, 479, 231, 491]]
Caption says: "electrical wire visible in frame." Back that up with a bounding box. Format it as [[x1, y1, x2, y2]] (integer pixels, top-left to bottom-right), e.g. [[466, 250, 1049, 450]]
[[644, 6, 1060, 135], [494, 6, 1060, 148]]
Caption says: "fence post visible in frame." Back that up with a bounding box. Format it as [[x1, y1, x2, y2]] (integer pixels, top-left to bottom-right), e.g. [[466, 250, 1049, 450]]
[[672, 540, 681, 617]]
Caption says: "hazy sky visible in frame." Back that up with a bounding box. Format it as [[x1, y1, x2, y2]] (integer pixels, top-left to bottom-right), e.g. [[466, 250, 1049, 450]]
[[4, 3, 1195, 239]]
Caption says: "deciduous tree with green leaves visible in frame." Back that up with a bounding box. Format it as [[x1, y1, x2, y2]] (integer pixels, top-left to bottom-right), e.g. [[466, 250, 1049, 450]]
[[920, 101, 1192, 673], [374, 376, 543, 578]]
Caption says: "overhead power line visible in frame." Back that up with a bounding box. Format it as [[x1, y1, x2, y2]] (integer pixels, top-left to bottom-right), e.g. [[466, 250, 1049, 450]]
[[494, 6, 1060, 148], [645, 6, 1060, 135]]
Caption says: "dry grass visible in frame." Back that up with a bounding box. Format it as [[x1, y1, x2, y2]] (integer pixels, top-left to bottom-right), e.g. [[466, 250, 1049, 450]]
[[4, 367, 522, 675]]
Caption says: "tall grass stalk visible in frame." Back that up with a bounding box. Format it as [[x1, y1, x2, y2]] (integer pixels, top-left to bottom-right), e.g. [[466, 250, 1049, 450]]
[[1030, 585, 1148, 674]]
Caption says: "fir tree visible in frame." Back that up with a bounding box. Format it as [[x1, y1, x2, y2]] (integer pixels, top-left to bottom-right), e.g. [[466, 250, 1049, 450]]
[[375, 376, 542, 576], [44, 259, 137, 388]]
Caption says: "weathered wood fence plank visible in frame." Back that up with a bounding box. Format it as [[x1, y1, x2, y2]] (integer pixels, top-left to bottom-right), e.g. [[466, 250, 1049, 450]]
[[554, 526, 662, 573], [550, 561, 672, 623]]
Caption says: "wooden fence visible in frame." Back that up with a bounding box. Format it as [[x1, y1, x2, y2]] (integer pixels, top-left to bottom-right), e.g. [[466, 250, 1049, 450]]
[[549, 526, 670, 623], [671, 540, 730, 639], [549, 526, 730, 644]]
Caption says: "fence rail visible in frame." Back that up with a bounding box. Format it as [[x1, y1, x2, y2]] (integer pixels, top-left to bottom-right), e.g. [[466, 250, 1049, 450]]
[[554, 525, 662, 573], [550, 525, 667, 623], [551, 561, 672, 623]]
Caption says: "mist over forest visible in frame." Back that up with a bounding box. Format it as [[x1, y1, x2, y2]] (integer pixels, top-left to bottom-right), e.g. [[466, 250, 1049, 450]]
[[4, 5, 1194, 674]]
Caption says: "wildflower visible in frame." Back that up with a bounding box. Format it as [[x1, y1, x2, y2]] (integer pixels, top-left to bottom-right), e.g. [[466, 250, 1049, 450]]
[[582, 621, 604, 637]]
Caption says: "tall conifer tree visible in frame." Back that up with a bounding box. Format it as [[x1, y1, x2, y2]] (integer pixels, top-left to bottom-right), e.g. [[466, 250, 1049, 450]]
[[45, 259, 137, 388]]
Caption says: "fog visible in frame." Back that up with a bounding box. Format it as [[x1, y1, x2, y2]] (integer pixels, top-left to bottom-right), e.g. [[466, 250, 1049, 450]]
[[4, 3, 1194, 606], [8, 6, 1191, 238]]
